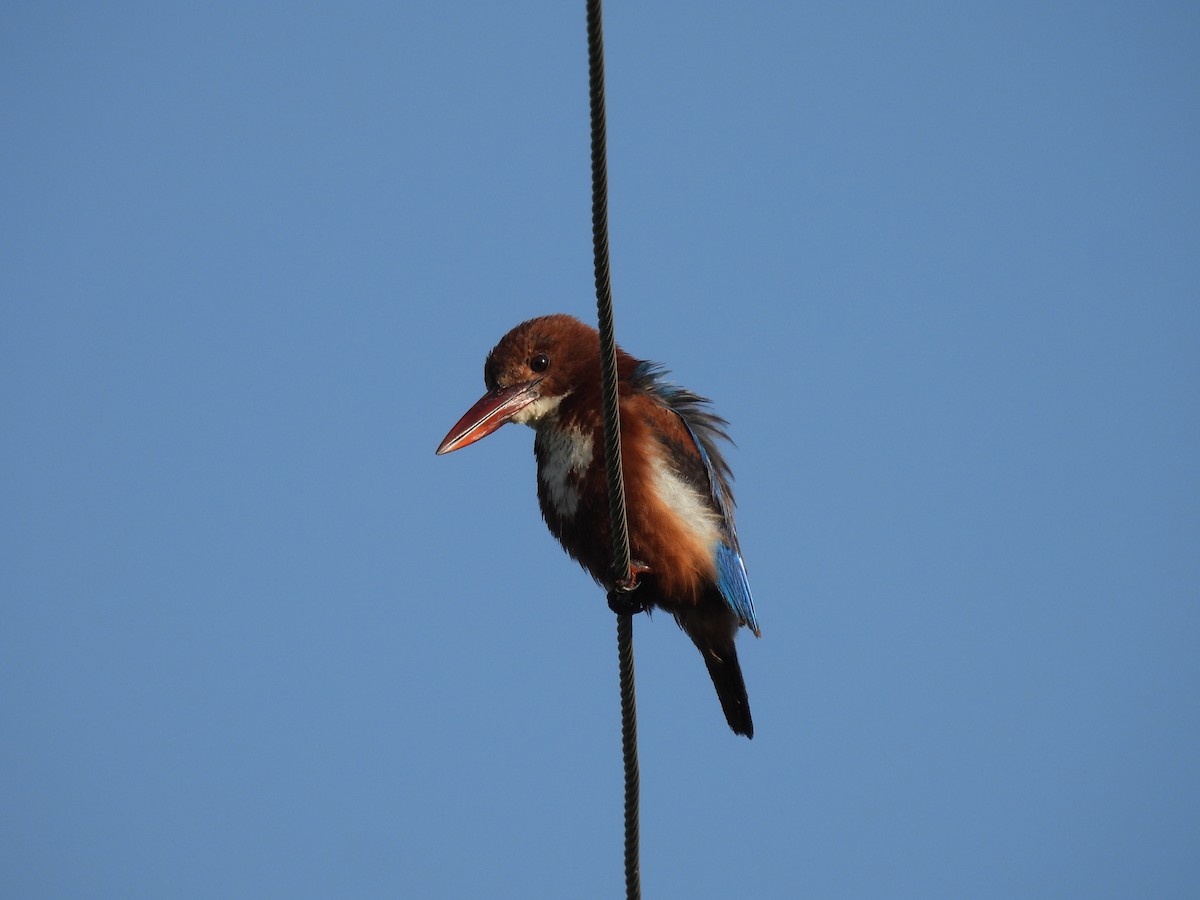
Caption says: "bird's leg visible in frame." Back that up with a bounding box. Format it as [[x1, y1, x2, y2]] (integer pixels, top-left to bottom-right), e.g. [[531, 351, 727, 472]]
[[616, 559, 651, 590], [607, 560, 651, 615]]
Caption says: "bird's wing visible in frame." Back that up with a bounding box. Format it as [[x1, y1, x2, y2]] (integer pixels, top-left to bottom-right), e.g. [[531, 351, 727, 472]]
[[632, 363, 760, 635], [682, 419, 760, 636]]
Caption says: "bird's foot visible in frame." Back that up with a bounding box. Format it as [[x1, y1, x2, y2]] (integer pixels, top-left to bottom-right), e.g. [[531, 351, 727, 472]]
[[607, 561, 651, 615]]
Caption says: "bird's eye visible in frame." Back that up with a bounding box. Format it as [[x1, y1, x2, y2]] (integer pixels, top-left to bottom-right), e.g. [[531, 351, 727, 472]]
[[530, 353, 550, 373]]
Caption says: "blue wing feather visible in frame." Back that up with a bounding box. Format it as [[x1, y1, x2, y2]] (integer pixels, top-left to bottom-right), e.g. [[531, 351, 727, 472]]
[[716, 541, 759, 636]]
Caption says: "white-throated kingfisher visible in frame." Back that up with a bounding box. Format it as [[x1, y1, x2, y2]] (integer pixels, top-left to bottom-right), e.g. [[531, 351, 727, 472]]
[[436, 314, 760, 737]]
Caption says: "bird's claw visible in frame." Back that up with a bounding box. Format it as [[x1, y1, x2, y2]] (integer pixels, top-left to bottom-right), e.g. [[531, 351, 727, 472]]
[[614, 560, 651, 591], [608, 561, 651, 615]]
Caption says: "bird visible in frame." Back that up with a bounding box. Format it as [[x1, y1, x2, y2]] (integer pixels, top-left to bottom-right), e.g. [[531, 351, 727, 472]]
[[436, 314, 760, 737]]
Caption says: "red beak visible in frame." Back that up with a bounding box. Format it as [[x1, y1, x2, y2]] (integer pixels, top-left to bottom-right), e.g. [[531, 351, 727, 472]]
[[436, 381, 541, 455]]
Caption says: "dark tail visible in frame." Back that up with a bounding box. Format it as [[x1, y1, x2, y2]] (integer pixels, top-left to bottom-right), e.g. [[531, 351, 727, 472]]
[[701, 642, 754, 738]]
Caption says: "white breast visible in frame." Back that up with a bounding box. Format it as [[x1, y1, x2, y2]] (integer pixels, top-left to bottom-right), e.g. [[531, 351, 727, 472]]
[[535, 426, 594, 518]]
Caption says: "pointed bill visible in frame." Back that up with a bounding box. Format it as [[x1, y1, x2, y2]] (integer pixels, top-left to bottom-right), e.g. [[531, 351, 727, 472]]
[[436, 381, 541, 455]]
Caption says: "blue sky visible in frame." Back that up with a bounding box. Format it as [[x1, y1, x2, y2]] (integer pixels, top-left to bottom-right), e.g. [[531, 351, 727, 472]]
[[2, 2, 1197, 897]]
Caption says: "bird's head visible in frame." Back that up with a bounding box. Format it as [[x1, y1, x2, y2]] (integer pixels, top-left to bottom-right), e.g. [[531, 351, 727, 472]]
[[436, 314, 600, 455]]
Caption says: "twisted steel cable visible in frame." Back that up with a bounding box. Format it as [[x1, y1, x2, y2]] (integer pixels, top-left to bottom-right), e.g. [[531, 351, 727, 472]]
[[586, 2, 641, 898]]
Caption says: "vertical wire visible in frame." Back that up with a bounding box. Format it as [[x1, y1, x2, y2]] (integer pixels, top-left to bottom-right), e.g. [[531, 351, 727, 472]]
[[586, 3, 641, 898]]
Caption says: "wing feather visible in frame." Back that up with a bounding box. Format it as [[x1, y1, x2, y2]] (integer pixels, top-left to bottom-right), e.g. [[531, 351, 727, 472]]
[[632, 362, 760, 635]]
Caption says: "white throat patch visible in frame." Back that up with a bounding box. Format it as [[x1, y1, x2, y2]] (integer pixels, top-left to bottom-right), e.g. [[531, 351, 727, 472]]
[[535, 425, 594, 518], [511, 392, 564, 426]]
